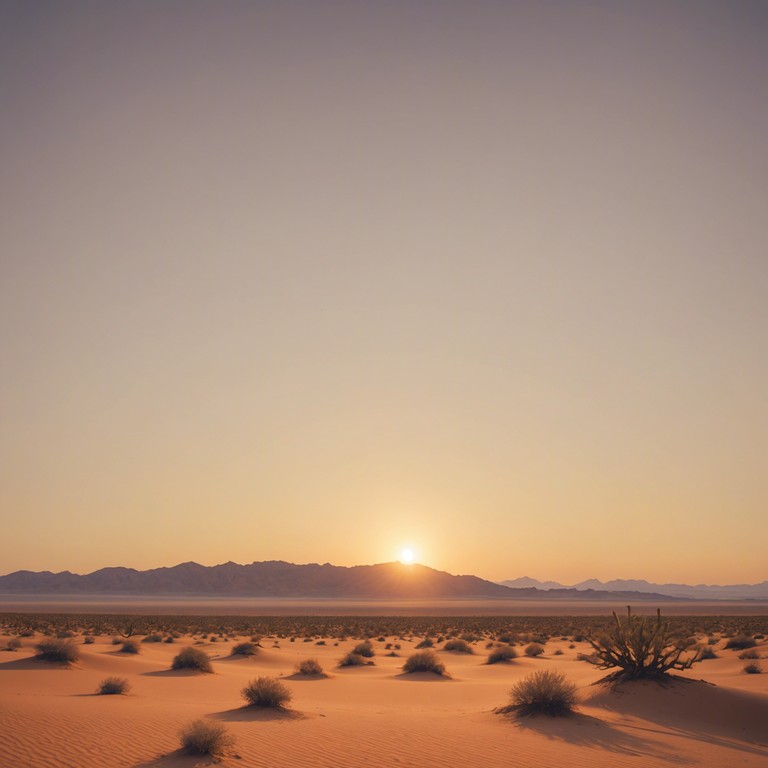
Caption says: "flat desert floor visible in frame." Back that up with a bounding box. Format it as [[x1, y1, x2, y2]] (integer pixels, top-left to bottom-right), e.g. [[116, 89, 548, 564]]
[[1, 632, 766, 767]]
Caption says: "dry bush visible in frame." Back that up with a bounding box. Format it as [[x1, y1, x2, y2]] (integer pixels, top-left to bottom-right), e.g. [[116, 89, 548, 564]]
[[295, 658, 324, 675], [743, 662, 763, 674], [443, 639, 473, 654], [180, 719, 235, 756], [171, 646, 213, 673], [231, 641, 258, 656], [6, 638, 22, 651], [487, 645, 517, 664], [524, 643, 545, 657], [339, 651, 367, 667], [352, 640, 375, 658], [699, 646, 718, 660], [725, 634, 756, 651], [587, 607, 701, 681], [142, 634, 163, 643], [241, 676, 292, 708], [415, 638, 434, 649], [402, 650, 448, 676], [35, 638, 80, 663], [738, 649, 760, 660], [119, 639, 140, 654], [498, 669, 577, 717], [98, 676, 130, 695]]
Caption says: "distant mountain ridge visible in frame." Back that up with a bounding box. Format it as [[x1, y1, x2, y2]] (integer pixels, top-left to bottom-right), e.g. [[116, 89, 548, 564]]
[[0, 560, 679, 600], [500, 576, 768, 601]]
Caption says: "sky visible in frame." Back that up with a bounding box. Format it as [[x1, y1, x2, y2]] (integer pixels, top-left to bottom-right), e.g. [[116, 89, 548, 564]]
[[1, 0, 766, 585]]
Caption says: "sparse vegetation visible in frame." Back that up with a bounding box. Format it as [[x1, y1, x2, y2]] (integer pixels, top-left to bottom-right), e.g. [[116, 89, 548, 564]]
[[171, 646, 213, 673], [295, 658, 324, 676], [180, 719, 235, 756], [498, 669, 577, 717], [415, 638, 434, 649], [725, 634, 756, 651], [586, 607, 701, 681], [35, 638, 80, 663], [738, 649, 760, 660], [118, 639, 140, 654], [98, 676, 130, 695], [5, 637, 21, 651], [524, 642, 545, 657], [402, 650, 448, 676], [352, 640, 375, 658], [487, 645, 517, 664], [231, 641, 258, 656], [241, 676, 292, 708], [339, 652, 367, 667], [743, 662, 763, 674], [443, 639, 473, 653]]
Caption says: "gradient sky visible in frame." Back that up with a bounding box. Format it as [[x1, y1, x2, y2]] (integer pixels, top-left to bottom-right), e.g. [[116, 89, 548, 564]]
[[1, 1, 766, 584]]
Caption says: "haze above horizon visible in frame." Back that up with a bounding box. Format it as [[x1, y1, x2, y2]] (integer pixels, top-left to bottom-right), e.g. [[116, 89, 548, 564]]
[[1, 1, 766, 585]]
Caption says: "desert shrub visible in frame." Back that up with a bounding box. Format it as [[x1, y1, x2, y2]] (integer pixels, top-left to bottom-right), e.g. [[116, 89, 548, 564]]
[[415, 638, 434, 649], [699, 646, 718, 660], [20, 630, 34, 638], [587, 607, 701, 681], [83, 635, 95, 645], [98, 676, 130, 695], [524, 643, 545, 657], [487, 645, 517, 664], [499, 669, 577, 717], [554, 649, 564, 655], [6, 638, 22, 651], [576, 652, 598, 663], [707, 636, 719, 645], [56, 630, 75, 638], [35, 638, 80, 663], [402, 650, 448, 676], [164, 636, 174, 643], [231, 641, 258, 656], [119, 639, 140, 654], [725, 634, 756, 651], [241, 676, 292, 708], [443, 639, 473, 654], [142, 634, 163, 643], [172, 647, 213, 673], [180, 719, 235, 756], [315, 640, 326, 646], [743, 662, 762, 674], [296, 658, 324, 675], [339, 652, 366, 667], [739, 649, 760, 660], [111, 637, 122, 645], [352, 640, 375, 658]]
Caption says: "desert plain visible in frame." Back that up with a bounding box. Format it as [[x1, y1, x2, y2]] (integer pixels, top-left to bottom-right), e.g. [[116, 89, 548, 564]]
[[1, 611, 766, 768]]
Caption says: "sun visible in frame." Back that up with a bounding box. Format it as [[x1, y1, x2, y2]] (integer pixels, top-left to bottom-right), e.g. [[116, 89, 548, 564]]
[[400, 548, 414, 564]]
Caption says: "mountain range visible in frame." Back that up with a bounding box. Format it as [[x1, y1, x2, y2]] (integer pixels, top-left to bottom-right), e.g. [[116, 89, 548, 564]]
[[500, 576, 768, 601], [0, 560, 681, 600]]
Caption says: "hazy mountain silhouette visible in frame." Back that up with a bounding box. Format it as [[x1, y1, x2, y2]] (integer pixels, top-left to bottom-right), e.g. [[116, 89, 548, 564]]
[[500, 576, 768, 600], [0, 561, 681, 599]]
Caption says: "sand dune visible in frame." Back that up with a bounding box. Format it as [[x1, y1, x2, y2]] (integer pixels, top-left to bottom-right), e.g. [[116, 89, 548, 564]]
[[0, 634, 766, 767]]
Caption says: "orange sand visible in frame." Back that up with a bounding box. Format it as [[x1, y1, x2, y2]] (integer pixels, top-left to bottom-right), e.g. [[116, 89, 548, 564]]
[[1, 634, 766, 767]]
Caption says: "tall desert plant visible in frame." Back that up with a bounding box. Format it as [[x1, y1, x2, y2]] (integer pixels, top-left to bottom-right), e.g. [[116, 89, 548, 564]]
[[587, 607, 701, 681]]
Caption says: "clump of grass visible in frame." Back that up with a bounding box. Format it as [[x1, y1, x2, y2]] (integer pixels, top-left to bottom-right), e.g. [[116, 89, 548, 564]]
[[231, 641, 258, 657], [487, 645, 517, 664], [497, 669, 578, 717], [295, 658, 325, 676], [524, 643, 545, 657], [443, 639, 473, 654], [119, 639, 140, 654], [35, 638, 80, 663], [699, 646, 718, 660], [738, 649, 760, 660], [352, 640, 375, 658], [83, 635, 95, 644], [724, 634, 756, 651], [171, 646, 213, 673], [402, 650, 448, 676], [339, 652, 367, 667], [180, 719, 235, 756], [415, 638, 434, 649], [241, 676, 292, 708], [744, 662, 763, 674], [98, 676, 130, 695], [141, 634, 163, 643]]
